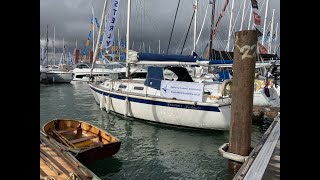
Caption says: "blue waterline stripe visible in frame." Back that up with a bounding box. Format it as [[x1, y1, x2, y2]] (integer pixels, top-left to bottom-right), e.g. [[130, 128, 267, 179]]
[[90, 86, 221, 112]]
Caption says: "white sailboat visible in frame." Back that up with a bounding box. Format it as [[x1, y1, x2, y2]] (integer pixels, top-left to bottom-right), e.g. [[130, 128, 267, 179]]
[[88, 0, 231, 130], [43, 34, 73, 83]]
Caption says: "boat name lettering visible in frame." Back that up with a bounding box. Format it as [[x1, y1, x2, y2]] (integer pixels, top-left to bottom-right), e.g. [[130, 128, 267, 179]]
[[171, 91, 201, 96], [167, 103, 201, 110], [185, 105, 201, 110], [168, 103, 181, 108], [171, 86, 201, 91], [102, 0, 121, 49]]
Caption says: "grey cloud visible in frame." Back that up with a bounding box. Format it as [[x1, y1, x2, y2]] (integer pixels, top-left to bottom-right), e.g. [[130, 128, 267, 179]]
[[41, 0, 279, 56]]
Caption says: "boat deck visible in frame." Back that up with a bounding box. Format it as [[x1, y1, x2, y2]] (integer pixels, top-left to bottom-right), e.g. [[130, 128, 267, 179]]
[[262, 138, 280, 179]]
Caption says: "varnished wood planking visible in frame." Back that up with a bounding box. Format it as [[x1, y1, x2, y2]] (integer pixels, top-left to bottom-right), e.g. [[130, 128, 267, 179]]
[[40, 144, 76, 179]]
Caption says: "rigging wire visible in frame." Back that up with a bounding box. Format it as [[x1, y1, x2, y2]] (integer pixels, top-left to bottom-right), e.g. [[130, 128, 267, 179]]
[[180, 10, 195, 55], [166, 0, 181, 54], [192, 1, 209, 54]]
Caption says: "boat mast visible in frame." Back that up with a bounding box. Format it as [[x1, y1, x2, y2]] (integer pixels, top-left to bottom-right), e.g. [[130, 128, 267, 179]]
[[268, 9, 275, 54], [166, 0, 181, 54], [261, 0, 269, 46], [205, 0, 229, 60], [92, 4, 95, 53], [247, 6, 252, 30], [194, 2, 209, 54], [46, 24, 49, 66], [208, 0, 216, 59], [159, 40, 160, 54], [240, 0, 247, 31], [90, 0, 108, 78], [225, 0, 235, 52], [63, 38, 65, 64], [118, 28, 121, 61], [53, 25, 55, 65], [273, 22, 278, 54], [125, 0, 131, 77], [193, 0, 198, 53], [192, 0, 197, 78]]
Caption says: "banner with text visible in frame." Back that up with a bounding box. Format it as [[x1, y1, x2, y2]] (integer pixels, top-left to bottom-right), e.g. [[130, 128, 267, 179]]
[[160, 80, 204, 102], [101, 0, 120, 49]]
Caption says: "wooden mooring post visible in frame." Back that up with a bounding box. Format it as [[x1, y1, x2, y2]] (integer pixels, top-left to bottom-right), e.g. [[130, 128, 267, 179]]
[[228, 30, 258, 172]]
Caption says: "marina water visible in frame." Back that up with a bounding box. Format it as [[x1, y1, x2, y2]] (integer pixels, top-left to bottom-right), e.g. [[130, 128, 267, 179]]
[[40, 82, 266, 180]]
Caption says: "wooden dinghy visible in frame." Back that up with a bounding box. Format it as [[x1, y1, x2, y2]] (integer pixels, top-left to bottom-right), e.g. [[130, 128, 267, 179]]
[[40, 131, 95, 180], [42, 118, 121, 164]]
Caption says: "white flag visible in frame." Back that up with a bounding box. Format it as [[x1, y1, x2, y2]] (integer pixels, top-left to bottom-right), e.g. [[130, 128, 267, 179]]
[[101, 0, 121, 49]]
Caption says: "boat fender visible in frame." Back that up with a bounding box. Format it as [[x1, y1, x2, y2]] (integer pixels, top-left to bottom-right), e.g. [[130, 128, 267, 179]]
[[106, 95, 111, 113], [124, 97, 129, 117], [100, 95, 105, 109], [263, 79, 273, 97], [264, 87, 270, 97], [218, 143, 249, 163], [254, 79, 262, 91], [220, 80, 232, 97]]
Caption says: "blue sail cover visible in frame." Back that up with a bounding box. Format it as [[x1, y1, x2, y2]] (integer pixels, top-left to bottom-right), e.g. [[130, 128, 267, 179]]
[[138, 53, 197, 62], [218, 71, 231, 81], [208, 60, 233, 64], [144, 66, 164, 90]]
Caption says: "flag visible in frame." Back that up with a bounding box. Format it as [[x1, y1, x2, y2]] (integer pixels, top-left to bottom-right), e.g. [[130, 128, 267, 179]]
[[258, 43, 268, 54], [253, 11, 261, 25], [101, 0, 121, 49], [88, 31, 92, 40], [120, 39, 126, 53], [250, 0, 261, 37], [264, 31, 270, 43], [90, 17, 94, 24], [95, 17, 100, 28], [251, 0, 258, 9]]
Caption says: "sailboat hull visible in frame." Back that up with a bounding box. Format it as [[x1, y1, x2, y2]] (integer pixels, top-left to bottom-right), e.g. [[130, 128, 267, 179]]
[[89, 84, 231, 130]]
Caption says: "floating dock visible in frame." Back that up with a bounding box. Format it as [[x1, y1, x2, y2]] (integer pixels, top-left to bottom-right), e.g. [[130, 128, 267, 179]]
[[233, 114, 280, 180]]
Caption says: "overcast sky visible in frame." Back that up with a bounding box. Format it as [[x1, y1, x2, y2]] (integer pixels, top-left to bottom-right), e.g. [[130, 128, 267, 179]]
[[40, 0, 280, 56]]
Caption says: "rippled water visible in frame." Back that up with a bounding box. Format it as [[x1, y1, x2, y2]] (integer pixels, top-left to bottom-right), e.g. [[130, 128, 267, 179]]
[[40, 82, 266, 180]]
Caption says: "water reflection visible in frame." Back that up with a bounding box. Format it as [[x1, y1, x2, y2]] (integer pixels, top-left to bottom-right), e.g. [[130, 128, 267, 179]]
[[87, 157, 123, 178]]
